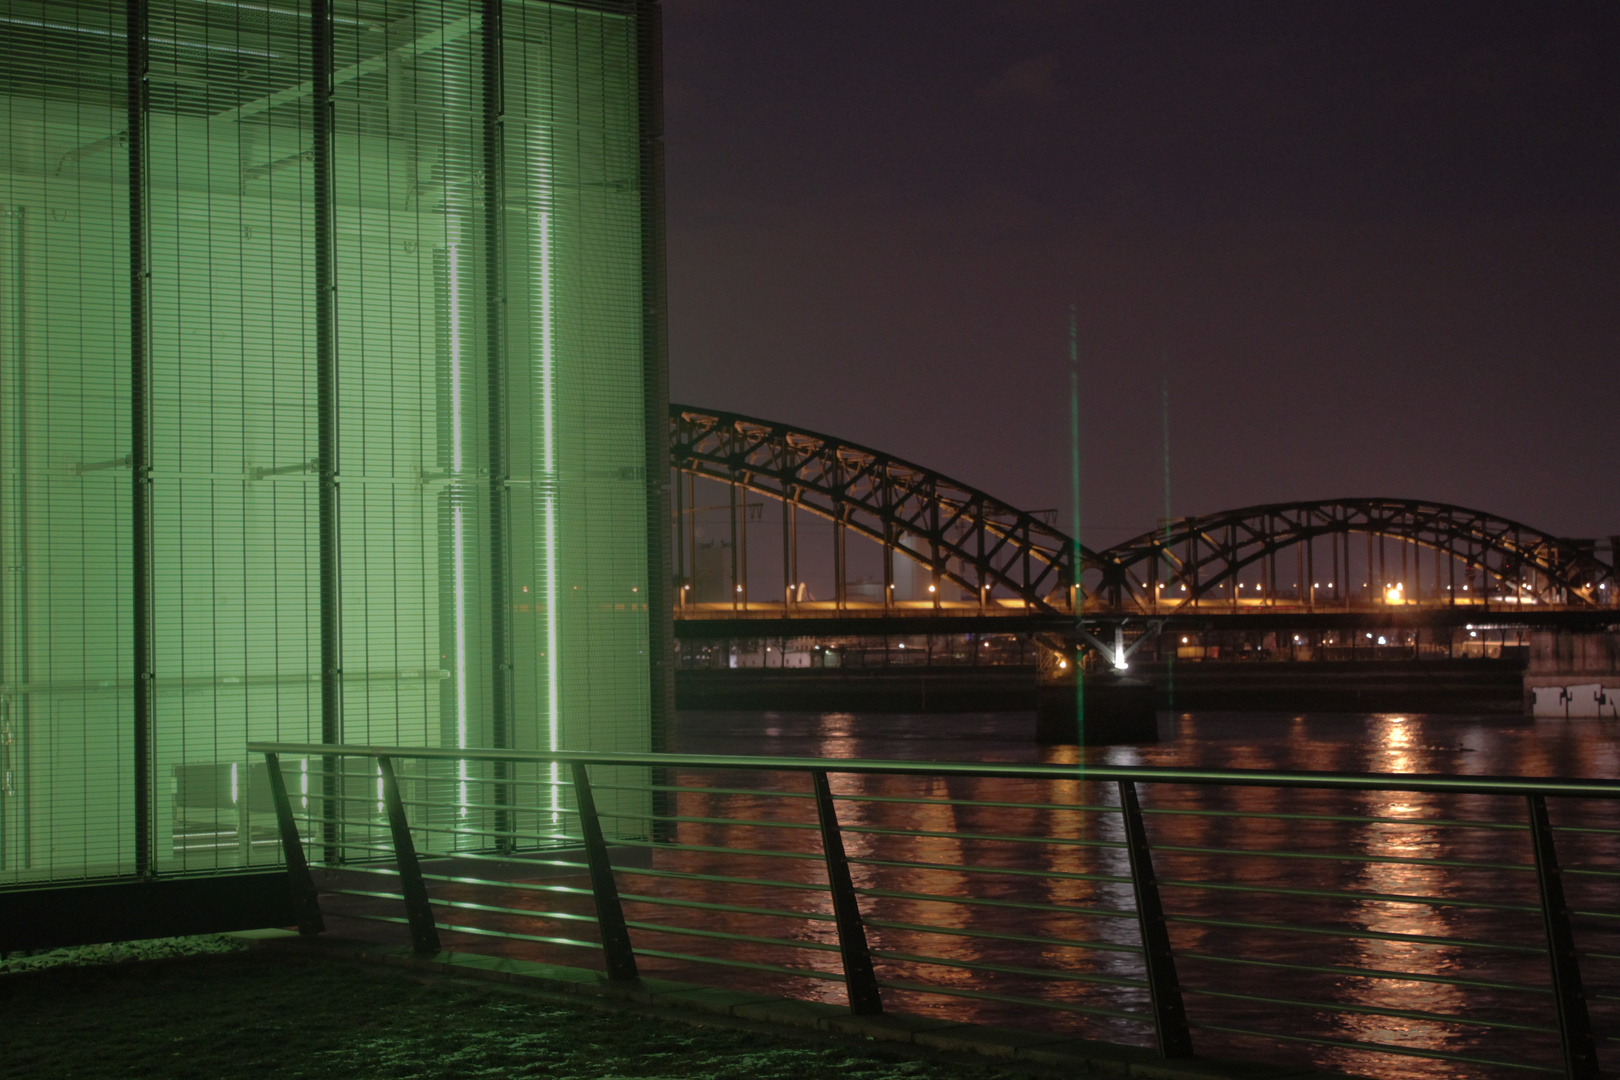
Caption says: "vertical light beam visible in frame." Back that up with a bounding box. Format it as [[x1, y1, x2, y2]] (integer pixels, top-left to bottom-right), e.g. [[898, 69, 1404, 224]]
[[530, 127, 560, 820], [448, 243, 468, 815], [1069, 305, 1084, 748]]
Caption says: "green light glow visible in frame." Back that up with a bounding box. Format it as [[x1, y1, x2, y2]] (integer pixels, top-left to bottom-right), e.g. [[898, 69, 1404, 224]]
[[0, 1, 656, 884], [531, 124, 561, 821]]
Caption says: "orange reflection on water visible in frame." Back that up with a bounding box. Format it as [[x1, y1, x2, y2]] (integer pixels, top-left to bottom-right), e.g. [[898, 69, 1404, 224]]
[[320, 710, 1620, 1079], [1321, 717, 1472, 1077]]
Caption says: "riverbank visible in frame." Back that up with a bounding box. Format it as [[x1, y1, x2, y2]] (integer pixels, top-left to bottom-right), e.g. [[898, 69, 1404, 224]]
[[675, 659, 1525, 716]]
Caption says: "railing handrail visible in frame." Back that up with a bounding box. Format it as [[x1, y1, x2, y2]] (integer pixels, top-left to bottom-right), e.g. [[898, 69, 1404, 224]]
[[245, 740, 1620, 799]]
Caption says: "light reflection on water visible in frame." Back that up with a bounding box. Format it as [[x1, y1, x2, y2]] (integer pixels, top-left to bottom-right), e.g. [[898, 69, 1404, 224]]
[[666, 709, 1620, 1079]]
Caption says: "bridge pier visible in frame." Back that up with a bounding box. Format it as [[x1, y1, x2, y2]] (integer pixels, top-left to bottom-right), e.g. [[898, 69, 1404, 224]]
[[1034, 649, 1159, 745]]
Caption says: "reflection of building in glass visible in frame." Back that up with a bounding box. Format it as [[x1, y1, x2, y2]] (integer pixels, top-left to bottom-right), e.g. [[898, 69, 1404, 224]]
[[0, 2, 666, 905]]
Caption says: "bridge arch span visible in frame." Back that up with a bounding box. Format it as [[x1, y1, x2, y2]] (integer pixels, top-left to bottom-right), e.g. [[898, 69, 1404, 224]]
[[670, 406, 1101, 614], [670, 407, 1615, 620], [1098, 498, 1616, 613]]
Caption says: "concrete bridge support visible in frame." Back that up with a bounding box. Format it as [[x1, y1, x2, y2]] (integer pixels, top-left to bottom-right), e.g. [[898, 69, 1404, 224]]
[[1526, 630, 1620, 718]]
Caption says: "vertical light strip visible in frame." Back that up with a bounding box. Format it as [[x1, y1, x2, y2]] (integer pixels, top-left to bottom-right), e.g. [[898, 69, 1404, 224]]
[[448, 243, 464, 475], [448, 243, 468, 814], [530, 126, 559, 818], [453, 506, 468, 814]]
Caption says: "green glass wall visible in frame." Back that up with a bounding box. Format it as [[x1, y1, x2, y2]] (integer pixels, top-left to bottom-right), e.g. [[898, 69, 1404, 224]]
[[0, 0, 663, 884]]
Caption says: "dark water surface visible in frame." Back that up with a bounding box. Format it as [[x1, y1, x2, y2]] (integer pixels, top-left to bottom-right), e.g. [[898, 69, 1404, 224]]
[[655, 710, 1620, 1080], [668, 708, 1620, 779], [324, 710, 1620, 1080]]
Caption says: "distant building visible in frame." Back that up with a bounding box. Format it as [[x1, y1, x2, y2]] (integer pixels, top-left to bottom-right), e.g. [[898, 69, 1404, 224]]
[[0, 1, 668, 932]]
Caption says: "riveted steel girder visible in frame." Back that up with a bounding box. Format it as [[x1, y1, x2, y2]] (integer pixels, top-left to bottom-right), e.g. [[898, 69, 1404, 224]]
[[1102, 498, 1616, 614], [671, 406, 1102, 614]]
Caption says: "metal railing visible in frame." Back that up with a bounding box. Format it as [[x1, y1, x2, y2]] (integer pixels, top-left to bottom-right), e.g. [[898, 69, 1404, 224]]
[[246, 741, 1619, 1080]]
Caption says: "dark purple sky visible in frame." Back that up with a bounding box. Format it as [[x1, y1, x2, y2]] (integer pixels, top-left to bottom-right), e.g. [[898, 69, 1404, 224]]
[[660, 1, 1620, 549]]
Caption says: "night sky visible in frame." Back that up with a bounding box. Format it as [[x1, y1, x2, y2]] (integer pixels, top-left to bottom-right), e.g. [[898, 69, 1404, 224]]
[[659, 1, 1620, 551]]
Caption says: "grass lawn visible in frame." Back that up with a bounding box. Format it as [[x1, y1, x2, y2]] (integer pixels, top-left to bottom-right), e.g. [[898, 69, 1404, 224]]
[[2, 942, 1012, 1079]]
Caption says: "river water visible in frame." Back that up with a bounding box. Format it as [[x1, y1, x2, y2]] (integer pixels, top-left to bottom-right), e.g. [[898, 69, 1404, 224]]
[[324, 708, 1620, 1079], [654, 709, 1620, 1080]]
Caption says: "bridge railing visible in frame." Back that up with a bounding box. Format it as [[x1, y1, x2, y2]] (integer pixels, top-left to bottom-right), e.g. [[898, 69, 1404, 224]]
[[246, 741, 1617, 1080]]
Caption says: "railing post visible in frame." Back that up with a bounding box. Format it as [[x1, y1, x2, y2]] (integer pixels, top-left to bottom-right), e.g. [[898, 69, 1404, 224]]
[[1526, 794, 1599, 1080], [1117, 779, 1192, 1058], [378, 756, 440, 954], [570, 762, 639, 980], [811, 769, 883, 1015], [262, 752, 325, 936]]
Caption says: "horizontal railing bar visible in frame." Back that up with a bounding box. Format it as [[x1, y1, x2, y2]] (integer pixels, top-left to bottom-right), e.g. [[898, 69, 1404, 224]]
[[622, 920, 841, 954], [409, 853, 588, 868], [618, 893, 834, 923], [855, 886, 1140, 923], [413, 872, 593, 897], [390, 866, 822, 929], [390, 796, 580, 817], [608, 837, 824, 862], [1158, 877, 1543, 914], [862, 917, 1143, 956], [629, 947, 845, 982], [839, 824, 1128, 850], [872, 949, 1150, 990], [310, 844, 396, 859], [390, 773, 577, 791], [849, 855, 1133, 887], [594, 811, 818, 832], [286, 813, 384, 829], [873, 976, 1148, 1023], [420, 918, 604, 953], [409, 849, 592, 869], [1167, 914, 1548, 954], [314, 847, 576, 870], [1154, 843, 1535, 873], [1184, 985, 1560, 1034], [1188, 1020, 1560, 1073], [328, 864, 415, 881], [323, 886, 408, 903], [1177, 950, 1552, 996], [389, 822, 584, 845], [425, 896, 599, 926], [248, 742, 1620, 800], [593, 781, 815, 802], [831, 792, 1119, 815], [1143, 804, 1532, 832], [614, 866, 828, 892]]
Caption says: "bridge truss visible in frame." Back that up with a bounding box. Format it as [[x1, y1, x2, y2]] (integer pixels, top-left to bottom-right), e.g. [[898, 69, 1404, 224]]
[[670, 406, 1618, 626], [671, 406, 1097, 617], [1101, 499, 1617, 614]]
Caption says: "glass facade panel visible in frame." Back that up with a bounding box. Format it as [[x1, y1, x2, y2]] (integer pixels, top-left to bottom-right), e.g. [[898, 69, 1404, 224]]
[[0, 0, 659, 885]]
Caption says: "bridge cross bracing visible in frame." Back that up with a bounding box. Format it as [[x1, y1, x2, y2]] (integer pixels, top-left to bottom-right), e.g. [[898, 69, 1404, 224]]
[[670, 405, 1618, 633]]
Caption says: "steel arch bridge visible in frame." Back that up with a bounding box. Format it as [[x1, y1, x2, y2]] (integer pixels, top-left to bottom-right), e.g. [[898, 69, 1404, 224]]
[[671, 405, 1095, 618], [669, 405, 1618, 627], [1099, 499, 1617, 615]]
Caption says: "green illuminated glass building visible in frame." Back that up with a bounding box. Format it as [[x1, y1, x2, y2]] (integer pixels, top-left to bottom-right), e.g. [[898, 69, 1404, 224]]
[[0, 0, 670, 921]]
